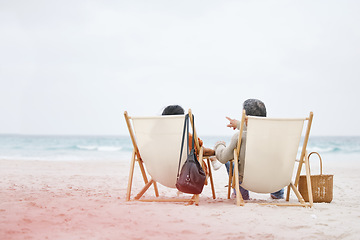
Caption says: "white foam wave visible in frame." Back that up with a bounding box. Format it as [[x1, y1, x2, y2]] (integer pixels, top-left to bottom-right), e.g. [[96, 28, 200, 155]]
[[97, 146, 123, 152], [76, 145, 98, 150], [307, 147, 336, 153], [76, 145, 122, 152]]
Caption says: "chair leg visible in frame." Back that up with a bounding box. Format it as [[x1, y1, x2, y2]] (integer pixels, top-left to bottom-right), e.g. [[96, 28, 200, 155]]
[[194, 194, 200, 205], [290, 183, 306, 205], [286, 185, 291, 201], [227, 160, 233, 199], [233, 162, 244, 206], [304, 152, 314, 207], [198, 148, 207, 186], [152, 181, 159, 197], [206, 158, 216, 199], [126, 150, 136, 201], [135, 179, 155, 200], [138, 159, 149, 184], [233, 150, 244, 206], [289, 157, 304, 201]]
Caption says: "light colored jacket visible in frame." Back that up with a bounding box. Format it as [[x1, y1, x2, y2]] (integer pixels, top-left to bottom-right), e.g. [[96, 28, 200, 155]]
[[214, 122, 246, 181]]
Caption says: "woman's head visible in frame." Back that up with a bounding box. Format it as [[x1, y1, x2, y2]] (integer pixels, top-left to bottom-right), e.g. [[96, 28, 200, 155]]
[[243, 99, 267, 117], [162, 105, 185, 115]]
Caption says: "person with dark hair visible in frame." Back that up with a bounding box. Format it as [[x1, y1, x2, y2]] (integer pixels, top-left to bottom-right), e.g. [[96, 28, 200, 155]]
[[213, 99, 284, 200], [161, 105, 185, 115]]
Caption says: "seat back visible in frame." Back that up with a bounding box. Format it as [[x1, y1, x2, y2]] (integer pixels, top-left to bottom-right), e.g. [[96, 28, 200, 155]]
[[241, 116, 305, 193], [131, 115, 187, 188]]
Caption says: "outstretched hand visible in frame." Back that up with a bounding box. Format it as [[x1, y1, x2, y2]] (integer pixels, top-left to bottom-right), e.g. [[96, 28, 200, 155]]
[[226, 117, 237, 130]]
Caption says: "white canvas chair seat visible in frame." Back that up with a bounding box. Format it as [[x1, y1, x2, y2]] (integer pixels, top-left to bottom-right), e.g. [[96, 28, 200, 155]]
[[229, 110, 314, 207], [124, 110, 216, 205], [131, 115, 187, 188], [241, 117, 304, 193]]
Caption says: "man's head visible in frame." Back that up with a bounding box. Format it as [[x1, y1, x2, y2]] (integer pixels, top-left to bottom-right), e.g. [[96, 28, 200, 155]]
[[243, 99, 267, 117], [162, 105, 185, 115]]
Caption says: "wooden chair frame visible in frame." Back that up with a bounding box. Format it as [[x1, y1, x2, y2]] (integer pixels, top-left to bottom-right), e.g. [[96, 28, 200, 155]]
[[124, 109, 216, 205], [228, 110, 314, 207]]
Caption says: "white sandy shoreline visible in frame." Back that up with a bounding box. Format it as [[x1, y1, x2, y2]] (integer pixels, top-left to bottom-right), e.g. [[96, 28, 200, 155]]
[[1, 156, 360, 240]]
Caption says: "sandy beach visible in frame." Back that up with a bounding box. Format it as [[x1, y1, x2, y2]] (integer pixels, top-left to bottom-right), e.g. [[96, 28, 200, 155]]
[[2, 0, 360, 238], [1, 154, 360, 240]]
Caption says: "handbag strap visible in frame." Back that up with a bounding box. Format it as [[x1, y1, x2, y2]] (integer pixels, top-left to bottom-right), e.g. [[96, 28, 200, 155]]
[[308, 151, 323, 175], [176, 114, 196, 178], [190, 114, 195, 152]]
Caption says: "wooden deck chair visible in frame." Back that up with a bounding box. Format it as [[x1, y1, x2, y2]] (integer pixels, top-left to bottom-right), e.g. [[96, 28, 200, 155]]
[[124, 109, 215, 205], [228, 110, 314, 207]]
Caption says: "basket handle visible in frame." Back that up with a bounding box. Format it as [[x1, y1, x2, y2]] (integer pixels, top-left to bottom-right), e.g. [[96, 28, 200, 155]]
[[308, 151, 323, 175]]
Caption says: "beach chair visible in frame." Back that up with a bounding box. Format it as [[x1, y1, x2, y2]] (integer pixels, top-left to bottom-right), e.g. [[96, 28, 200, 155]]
[[124, 109, 216, 205], [228, 110, 314, 207]]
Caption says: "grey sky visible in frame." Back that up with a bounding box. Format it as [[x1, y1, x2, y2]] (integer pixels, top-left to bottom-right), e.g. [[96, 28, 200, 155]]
[[1, 0, 359, 136]]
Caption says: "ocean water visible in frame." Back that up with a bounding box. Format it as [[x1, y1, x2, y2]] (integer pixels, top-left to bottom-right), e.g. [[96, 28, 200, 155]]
[[0, 134, 359, 162]]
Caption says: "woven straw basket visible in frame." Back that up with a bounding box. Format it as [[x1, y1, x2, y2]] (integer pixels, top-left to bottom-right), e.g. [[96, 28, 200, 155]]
[[298, 152, 333, 203]]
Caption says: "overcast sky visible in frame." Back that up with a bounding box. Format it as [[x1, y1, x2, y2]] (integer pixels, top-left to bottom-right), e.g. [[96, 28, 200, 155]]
[[1, 0, 359, 136]]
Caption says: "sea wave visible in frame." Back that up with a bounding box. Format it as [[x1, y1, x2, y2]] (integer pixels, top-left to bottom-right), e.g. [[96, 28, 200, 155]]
[[306, 145, 360, 154], [1, 135, 360, 162], [75, 145, 123, 152], [306, 146, 341, 153]]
